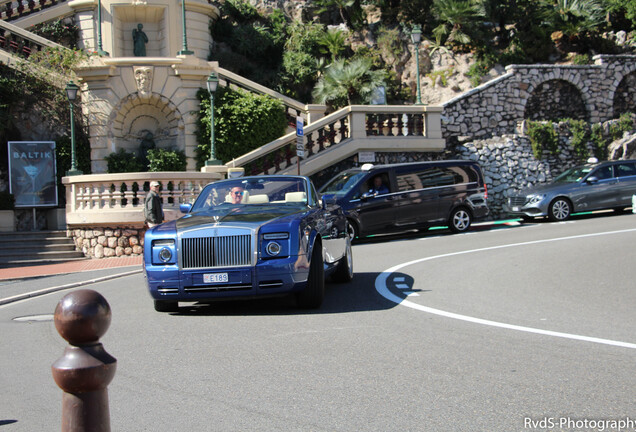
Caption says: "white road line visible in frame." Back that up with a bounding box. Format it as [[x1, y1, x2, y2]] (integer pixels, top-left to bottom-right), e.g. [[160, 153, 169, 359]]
[[376, 228, 636, 350], [0, 270, 141, 307]]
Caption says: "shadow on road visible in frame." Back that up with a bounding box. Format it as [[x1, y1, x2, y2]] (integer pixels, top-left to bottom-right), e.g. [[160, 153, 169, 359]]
[[171, 271, 400, 316]]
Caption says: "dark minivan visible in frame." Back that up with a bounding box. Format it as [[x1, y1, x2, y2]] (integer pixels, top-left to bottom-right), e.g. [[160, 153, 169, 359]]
[[319, 160, 489, 240]]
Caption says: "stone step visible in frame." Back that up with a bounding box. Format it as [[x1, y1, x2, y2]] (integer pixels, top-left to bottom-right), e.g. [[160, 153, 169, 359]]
[[0, 230, 83, 265]]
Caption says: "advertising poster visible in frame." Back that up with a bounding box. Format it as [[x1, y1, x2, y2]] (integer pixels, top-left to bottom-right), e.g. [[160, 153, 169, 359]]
[[8, 141, 58, 208]]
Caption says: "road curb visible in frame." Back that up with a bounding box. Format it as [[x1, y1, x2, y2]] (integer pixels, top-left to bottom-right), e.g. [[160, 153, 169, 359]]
[[0, 269, 142, 306]]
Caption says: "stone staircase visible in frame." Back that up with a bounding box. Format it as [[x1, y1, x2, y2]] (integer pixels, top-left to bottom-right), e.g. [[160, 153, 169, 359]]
[[0, 230, 86, 266]]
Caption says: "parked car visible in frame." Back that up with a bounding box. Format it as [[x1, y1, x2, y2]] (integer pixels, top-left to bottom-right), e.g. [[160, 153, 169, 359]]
[[318, 160, 490, 240], [144, 175, 353, 312], [505, 159, 636, 221]]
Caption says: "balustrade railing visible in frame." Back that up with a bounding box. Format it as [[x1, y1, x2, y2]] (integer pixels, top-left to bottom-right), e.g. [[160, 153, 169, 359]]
[[1, 0, 68, 22], [63, 172, 221, 227], [0, 18, 65, 59], [229, 105, 443, 176]]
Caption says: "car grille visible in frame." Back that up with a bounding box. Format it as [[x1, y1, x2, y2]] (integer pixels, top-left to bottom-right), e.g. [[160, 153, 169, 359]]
[[508, 196, 527, 206], [181, 235, 252, 269]]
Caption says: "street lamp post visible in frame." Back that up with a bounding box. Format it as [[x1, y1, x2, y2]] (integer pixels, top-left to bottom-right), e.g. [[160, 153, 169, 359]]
[[205, 73, 221, 166], [65, 81, 83, 176], [177, 0, 194, 55], [410, 24, 423, 105], [96, 0, 109, 56]]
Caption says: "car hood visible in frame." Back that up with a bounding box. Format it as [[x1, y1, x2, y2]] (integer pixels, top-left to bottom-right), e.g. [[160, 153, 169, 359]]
[[175, 205, 305, 231], [516, 181, 578, 196]]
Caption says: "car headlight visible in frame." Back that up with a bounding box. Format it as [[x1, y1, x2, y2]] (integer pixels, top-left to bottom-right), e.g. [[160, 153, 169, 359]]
[[261, 232, 290, 258], [266, 241, 282, 256], [152, 239, 176, 265], [527, 194, 546, 205]]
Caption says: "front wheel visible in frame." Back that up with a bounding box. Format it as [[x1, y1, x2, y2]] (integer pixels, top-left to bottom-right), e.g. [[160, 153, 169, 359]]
[[448, 207, 472, 233], [548, 198, 571, 221], [296, 243, 325, 309], [331, 237, 353, 283], [346, 219, 358, 242]]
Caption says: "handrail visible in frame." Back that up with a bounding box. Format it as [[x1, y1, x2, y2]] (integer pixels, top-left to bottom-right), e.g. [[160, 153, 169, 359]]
[[226, 104, 443, 176], [216, 66, 327, 126], [0, 18, 66, 59], [1, 0, 69, 22]]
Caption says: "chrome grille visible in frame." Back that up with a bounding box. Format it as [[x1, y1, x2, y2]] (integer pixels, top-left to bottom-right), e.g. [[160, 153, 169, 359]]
[[508, 196, 527, 206], [181, 235, 252, 269]]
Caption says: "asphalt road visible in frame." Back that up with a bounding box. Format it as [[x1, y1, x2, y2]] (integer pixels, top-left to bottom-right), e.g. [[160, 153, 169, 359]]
[[1, 213, 635, 432]]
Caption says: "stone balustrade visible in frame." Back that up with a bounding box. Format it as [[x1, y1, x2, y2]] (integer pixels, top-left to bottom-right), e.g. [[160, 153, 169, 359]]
[[63, 172, 222, 228], [230, 104, 444, 177]]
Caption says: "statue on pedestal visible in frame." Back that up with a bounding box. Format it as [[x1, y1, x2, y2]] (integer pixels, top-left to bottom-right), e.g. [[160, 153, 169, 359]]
[[133, 23, 148, 56]]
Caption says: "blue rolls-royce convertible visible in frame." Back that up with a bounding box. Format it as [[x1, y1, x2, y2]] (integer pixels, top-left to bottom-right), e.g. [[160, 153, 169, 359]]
[[144, 175, 353, 312]]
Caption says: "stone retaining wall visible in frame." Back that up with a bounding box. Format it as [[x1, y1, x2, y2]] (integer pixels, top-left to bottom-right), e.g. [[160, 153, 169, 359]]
[[68, 227, 146, 259], [442, 55, 636, 142]]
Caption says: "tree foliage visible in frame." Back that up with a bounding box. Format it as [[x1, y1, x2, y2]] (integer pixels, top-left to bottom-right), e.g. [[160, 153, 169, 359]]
[[312, 58, 386, 108], [196, 87, 287, 168]]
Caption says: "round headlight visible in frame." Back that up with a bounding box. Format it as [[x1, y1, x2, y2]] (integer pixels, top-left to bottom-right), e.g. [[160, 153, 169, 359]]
[[266, 241, 281, 256], [159, 247, 172, 262]]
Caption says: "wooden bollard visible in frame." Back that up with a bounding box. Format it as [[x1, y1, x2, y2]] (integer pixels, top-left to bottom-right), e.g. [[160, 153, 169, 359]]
[[51, 289, 117, 432]]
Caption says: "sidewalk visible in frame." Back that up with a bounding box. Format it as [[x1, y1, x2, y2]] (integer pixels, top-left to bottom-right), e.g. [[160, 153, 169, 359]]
[[0, 255, 143, 281]]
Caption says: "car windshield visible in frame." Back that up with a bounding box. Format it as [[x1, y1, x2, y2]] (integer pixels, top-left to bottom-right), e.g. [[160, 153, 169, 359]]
[[553, 165, 594, 183], [191, 177, 308, 212], [320, 171, 367, 195]]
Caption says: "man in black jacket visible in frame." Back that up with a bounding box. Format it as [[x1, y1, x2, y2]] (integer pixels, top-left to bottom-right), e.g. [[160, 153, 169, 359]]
[[144, 181, 164, 227]]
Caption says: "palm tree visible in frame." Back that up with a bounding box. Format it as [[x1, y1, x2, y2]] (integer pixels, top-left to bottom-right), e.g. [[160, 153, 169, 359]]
[[312, 58, 386, 108], [318, 28, 350, 62], [432, 0, 485, 47]]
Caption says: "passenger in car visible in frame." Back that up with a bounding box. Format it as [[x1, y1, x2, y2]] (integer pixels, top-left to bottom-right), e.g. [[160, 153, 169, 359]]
[[229, 186, 246, 204], [366, 175, 389, 196]]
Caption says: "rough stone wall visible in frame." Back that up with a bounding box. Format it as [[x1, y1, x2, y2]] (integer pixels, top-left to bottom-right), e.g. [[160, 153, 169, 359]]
[[68, 227, 145, 258], [442, 55, 636, 143]]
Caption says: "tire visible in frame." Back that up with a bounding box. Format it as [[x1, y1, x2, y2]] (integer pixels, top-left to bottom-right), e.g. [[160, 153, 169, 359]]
[[346, 219, 358, 242], [296, 243, 325, 309], [154, 300, 178, 313], [448, 207, 472, 233], [331, 237, 353, 283], [548, 198, 571, 221]]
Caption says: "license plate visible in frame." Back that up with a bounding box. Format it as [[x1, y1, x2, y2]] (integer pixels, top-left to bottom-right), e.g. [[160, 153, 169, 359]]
[[203, 273, 228, 283], [512, 206, 520, 211]]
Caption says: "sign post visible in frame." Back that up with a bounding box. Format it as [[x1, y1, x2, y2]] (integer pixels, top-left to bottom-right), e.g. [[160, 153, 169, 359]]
[[296, 116, 304, 176]]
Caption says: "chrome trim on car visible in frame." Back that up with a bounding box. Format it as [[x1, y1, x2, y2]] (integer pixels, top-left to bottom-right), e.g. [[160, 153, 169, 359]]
[[179, 227, 255, 269], [184, 284, 253, 292]]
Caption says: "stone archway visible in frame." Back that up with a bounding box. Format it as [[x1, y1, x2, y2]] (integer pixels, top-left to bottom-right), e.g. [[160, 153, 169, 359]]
[[524, 79, 589, 121], [108, 93, 184, 158], [613, 71, 636, 117]]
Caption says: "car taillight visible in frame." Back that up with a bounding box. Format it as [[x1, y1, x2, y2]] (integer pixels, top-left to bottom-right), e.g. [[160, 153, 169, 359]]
[[484, 183, 488, 200]]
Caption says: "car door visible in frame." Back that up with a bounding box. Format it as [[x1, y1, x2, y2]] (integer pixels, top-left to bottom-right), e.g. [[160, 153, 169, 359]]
[[394, 165, 440, 226], [614, 161, 636, 207], [576, 164, 618, 211], [353, 171, 397, 235]]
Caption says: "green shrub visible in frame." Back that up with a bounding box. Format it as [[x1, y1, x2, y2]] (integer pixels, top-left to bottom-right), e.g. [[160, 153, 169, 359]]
[[466, 59, 491, 87], [572, 54, 592, 65], [566, 119, 590, 159], [527, 121, 559, 159], [147, 148, 187, 172], [590, 123, 607, 160], [105, 148, 144, 173], [196, 87, 287, 168]]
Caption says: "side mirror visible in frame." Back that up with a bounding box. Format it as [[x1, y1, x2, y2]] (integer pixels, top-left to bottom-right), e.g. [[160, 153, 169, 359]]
[[586, 176, 599, 184], [180, 203, 192, 214], [321, 194, 336, 209]]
